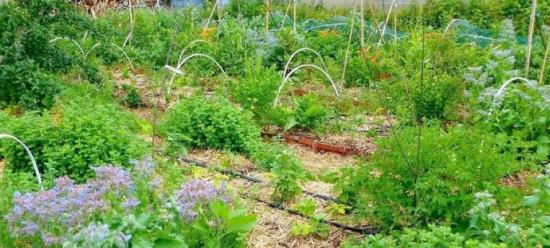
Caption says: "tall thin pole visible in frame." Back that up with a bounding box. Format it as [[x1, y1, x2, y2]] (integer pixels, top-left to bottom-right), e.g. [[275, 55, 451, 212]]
[[265, 0, 271, 33], [360, 0, 365, 48], [539, 33, 550, 84], [293, 0, 297, 33], [525, 0, 537, 77]]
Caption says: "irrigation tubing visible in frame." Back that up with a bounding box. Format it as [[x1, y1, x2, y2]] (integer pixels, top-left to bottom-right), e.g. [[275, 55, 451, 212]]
[[179, 157, 378, 234], [179, 157, 343, 203], [248, 194, 379, 234]]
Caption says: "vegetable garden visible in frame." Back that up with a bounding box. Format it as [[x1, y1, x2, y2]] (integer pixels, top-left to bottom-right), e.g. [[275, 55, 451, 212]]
[[0, 0, 549, 247]]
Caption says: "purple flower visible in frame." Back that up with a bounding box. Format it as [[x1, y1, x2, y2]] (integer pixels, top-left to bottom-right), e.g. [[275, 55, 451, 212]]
[[131, 156, 156, 177], [174, 179, 231, 222], [6, 165, 138, 246]]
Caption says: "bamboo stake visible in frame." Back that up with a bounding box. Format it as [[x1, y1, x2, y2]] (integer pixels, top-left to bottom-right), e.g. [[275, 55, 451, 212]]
[[377, 0, 397, 47], [360, 0, 365, 48], [539, 32, 550, 84], [293, 0, 297, 33], [279, 0, 292, 30], [525, 0, 537, 77], [393, 1, 397, 44], [265, 0, 271, 33], [367, 0, 381, 33], [341, 0, 359, 87]]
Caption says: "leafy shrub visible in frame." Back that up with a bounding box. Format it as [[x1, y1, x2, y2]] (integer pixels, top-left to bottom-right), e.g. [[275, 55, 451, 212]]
[[0, 2, 73, 72], [0, 61, 61, 110], [270, 149, 306, 204], [80, 58, 104, 85], [230, 60, 280, 124], [294, 94, 330, 130], [122, 84, 143, 108], [336, 124, 526, 228], [347, 225, 507, 248], [412, 74, 464, 120], [161, 97, 261, 155], [0, 93, 146, 181]]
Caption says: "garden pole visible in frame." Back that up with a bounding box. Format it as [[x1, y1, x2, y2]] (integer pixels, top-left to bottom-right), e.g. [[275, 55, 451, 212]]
[[265, 0, 271, 33], [360, 0, 365, 48], [293, 0, 297, 33], [525, 0, 537, 77], [539, 33, 550, 84], [341, 0, 358, 88]]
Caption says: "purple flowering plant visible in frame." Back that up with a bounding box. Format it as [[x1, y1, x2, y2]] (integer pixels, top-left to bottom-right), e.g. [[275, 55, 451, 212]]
[[3, 156, 254, 247], [5, 165, 138, 246]]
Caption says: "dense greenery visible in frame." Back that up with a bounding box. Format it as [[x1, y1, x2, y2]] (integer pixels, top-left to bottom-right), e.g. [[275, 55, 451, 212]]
[[0, 0, 549, 246], [0, 88, 146, 181], [337, 125, 529, 228], [161, 97, 261, 154]]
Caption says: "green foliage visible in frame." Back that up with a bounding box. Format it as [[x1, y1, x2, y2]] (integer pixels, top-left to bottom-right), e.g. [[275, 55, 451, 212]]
[[398, 0, 550, 34], [336, 125, 526, 228], [348, 225, 507, 248], [0, 61, 61, 110], [270, 149, 306, 204], [187, 200, 256, 247], [161, 97, 261, 155], [381, 34, 476, 123], [290, 199, 329, 238], [294, 94, 330, 130], [0, 2, 73, 72], [482, 87, 550, 160], [0, 91, 146, 181], [226, 0, 264, 18], [122, 84, 143, 108], [0, 171, 42, 245], [230, 60, 280, 124]]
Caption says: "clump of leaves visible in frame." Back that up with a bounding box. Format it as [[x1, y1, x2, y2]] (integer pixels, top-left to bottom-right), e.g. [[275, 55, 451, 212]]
[[336, 124, 527, 228], [270, 150, 306, 204], [230, 60, 280, 125], [290, 199, 329, 238], [161, 97, 261, 155], [0, 90, 146, 181], [122, 84, 142, 109], [0, 61, 61, 110], [294, 93, 330, 130]]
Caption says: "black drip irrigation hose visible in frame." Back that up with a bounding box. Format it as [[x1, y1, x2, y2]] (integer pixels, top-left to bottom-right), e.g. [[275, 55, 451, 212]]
[[179, 157, 343, 203], [179, 157, 379, 234], [249, 194, 380, 235]]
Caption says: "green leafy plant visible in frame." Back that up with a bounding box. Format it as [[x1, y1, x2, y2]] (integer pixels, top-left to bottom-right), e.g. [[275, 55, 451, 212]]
[[188, 200, 257, 247], [270, 150, 306, 204], [0, 91, 146, 181], [230, 60, 280, 125], [161, 97, 261, 155], [336, 124, 527, 228], [290, 199, 329, 238], [122, 84, 143, 109], [294, 93, 330, 130]]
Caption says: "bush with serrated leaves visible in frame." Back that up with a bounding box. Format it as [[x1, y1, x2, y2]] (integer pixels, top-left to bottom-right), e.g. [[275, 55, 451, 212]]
[[336, 124, 528, 228], [161, 97, 261, 155], [0, 90, 146, 181]]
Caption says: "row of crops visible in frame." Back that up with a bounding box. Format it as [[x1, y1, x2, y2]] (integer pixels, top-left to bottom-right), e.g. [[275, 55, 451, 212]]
[[0, 0, 549, 247]]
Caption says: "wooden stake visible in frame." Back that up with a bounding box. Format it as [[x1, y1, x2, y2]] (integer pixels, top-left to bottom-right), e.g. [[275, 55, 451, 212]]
[[293, 0, 297, 33], [525, 0, 537, 77], [539, 32, 550, 84], [265, 0, 271, 33], [360, 0, 365, 48]]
